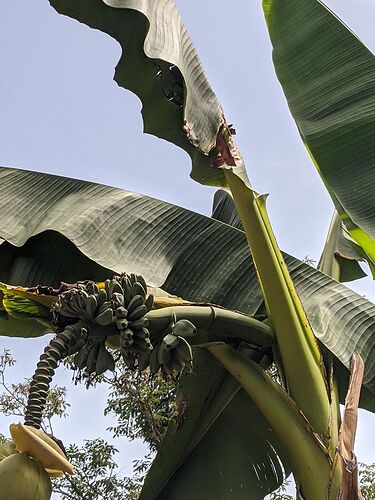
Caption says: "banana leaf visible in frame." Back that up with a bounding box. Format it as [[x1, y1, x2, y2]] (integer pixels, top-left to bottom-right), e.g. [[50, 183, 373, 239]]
[[141, 349, 289, 500], [0, 167, 374, 404], [48, 0, 248, 188], [263, 0, 375, 275], [212, 189, 242, 231], [318, 210, 368, 282]]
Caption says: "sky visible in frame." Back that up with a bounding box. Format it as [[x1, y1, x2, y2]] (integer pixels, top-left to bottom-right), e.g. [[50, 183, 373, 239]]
[[0, 0, 374, 496]]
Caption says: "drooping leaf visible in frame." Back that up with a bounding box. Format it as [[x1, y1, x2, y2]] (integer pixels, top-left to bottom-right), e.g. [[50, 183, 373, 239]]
[[0, 168, 374, 407], [318, 211, 368, 282], [263, 0, 375, 272], [48, 0, 247, 187], [0, 283, 55, 310], [141, 350, 290, 499]]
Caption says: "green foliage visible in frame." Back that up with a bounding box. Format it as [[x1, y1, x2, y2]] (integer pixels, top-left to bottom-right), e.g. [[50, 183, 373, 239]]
[[359, 463, 375, 500], [268, 478, 293, 499], [104, 360, 176, 452], [264, 0, 375, 272], [53, 439, 125, 500]]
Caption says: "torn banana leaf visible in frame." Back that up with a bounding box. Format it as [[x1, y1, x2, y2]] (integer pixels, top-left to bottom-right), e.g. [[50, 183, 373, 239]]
[[48, 0, 247, 187]]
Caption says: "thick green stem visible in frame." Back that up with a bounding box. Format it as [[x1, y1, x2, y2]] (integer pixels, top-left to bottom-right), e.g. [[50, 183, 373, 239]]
[[209, 344, 341, 499], [224, 170, 330, 439], [146, 305, 273, 347]]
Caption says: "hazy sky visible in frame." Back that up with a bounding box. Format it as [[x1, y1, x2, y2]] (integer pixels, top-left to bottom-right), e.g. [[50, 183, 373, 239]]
[[0, 0, 374, 496]]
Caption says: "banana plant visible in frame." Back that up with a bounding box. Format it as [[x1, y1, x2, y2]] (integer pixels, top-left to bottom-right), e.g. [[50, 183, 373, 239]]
[[0, 0, 375, 498], [0, 168, 374, 499]]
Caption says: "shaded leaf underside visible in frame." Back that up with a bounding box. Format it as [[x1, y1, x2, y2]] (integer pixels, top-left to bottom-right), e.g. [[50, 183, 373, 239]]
[[318, 210, 368, 282]]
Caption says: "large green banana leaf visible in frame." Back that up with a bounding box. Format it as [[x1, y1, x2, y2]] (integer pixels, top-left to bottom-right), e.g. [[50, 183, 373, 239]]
[[263, 0, 375, 274], [318, 210, 368, 282], [1, 167, 375, 401], [48, 1, 375, 272]]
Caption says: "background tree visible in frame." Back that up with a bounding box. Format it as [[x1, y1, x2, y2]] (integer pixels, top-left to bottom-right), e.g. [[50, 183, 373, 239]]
[[0, 349, 175, 499]]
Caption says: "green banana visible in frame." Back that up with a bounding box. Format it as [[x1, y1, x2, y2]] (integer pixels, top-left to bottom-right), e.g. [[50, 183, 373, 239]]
[[133, 326, 150, 340], [132, 338, 153, 354], [129, 317, 148, 330], [127, 295, 144, 314], [85, 295, 97, 318], [132, 282, 147, 300], [97, 300, 112, 315], [97, 288, 107, 307], [111, 292, 124, 307], [172, 319, 197, 338], [95, 344, 115, 375], [157, 343, 172, 367], [161, 333, 180, 350], [116, 318, 129, 330], [74, 346, 89, 370], [115, 306, 128, 319], [145, 294, 154, 312], [75, 290, 88, 311], [86, 343, 100, 374], [135, 275, 148, 294], [128, 304, 147, 322], [137, 351, 151, 371], [95, 308, 114, 326], [149, 345, 161, 374], [122, 276, 134, 303], [121, 328, 133, 340]]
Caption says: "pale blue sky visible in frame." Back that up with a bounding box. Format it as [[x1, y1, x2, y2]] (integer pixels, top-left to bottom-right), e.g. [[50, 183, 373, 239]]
[[0, 0, 374, 496]]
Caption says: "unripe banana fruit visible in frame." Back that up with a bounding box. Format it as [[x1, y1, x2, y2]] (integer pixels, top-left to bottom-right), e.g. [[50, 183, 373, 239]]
[[0, 452, 52, 500]]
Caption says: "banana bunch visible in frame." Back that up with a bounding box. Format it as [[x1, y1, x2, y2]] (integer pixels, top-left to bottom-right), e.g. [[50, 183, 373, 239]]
[[52, 284, 93, 320], [149, 319, 196, 378], [115, 274, 154, 370], [51, 273, 154, 375], [73, 336, 115, 377]]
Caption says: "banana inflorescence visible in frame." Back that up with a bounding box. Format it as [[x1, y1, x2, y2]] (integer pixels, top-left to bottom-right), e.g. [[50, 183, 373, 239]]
[[24, 323, 82, 428]]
